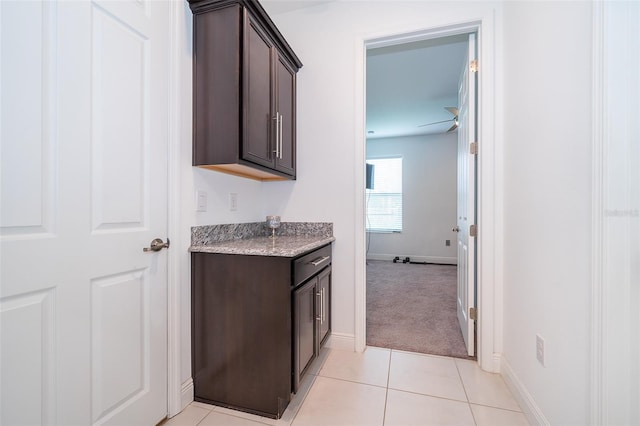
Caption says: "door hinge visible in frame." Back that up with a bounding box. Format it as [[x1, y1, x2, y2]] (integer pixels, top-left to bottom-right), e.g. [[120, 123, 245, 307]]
[[470, 142, 478, 155], [470, 224, 477, 237], [470, 59, 478, 73], [470, 307, 477, 321]]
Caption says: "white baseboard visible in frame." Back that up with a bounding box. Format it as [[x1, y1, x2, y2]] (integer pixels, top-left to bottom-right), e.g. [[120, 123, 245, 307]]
[[180, 378, 194, 412], [491, 352, 502, 373], [501, 356, 549, 426], [325, 332, 355, 351], [366, 254, 457, 265]]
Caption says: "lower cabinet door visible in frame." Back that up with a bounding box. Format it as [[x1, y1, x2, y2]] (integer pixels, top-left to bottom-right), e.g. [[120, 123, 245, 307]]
[[293, 278, 317, 392], [318, 267, 331, 346]]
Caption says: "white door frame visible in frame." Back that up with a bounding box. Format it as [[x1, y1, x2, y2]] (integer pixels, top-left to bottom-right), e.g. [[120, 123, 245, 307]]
[[167, 0, 187, 417], [354, 15, 503, 373]]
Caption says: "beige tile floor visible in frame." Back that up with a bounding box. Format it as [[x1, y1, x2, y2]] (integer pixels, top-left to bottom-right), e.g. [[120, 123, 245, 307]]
[[165, 347, 529, 426]]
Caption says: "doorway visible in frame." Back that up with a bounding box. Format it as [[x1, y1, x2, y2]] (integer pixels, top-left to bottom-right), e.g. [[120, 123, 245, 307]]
[[354, 20, 500, 372], [364, 33, 476, 359]]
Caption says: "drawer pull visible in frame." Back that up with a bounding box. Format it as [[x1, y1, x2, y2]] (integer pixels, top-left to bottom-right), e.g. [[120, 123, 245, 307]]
[[310, 256, 330, 267]]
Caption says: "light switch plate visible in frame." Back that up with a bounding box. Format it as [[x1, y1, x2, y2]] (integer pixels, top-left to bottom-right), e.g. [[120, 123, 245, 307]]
[[196, 190, 207, 212], [229, 193, 238, 211], [536, 334, 545, 366]]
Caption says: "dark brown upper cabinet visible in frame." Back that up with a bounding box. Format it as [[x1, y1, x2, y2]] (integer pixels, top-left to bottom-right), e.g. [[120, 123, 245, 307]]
[[189, 0, 302, 181]]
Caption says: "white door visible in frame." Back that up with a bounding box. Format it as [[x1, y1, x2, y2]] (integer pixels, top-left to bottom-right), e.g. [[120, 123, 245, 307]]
[[0, 1, 169, 424], [456, 33, 477, 357]]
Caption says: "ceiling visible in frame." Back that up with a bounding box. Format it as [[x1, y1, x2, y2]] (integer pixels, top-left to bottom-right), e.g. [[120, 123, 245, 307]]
[[262, 1, 469, 140], [366, 35, 468, 139]]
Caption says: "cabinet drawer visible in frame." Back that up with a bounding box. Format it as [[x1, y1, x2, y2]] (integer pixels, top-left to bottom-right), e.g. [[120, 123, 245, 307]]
[[293, 244, 331, 287]]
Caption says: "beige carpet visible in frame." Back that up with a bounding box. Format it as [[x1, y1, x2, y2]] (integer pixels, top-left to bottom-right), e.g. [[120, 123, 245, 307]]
[[366, 260, 474, 359]]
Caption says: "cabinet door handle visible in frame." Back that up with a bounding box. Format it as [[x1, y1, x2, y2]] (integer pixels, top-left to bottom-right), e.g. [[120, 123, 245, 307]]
[[279, 114, 284, 159], [321, 287, 325, 324], [316, 291, 321, 321], [272, 113, 280, 159]]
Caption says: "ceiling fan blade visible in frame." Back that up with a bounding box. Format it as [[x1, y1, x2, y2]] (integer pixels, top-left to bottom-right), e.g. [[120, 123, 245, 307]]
[[445, 106, 459, 116], [417, 118, 454, 128], [446, 121, 459, 132]]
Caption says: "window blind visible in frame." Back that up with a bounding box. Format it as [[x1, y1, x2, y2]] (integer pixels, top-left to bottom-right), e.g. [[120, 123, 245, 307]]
[[366, 157, 402, 232]]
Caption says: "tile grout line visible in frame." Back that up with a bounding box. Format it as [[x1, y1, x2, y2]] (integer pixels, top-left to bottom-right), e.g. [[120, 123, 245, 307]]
[[286, 347, 331, 426], [454, 359, 478, 426], [316, 374, 388, 390], [468, 401, 526, 414], [287, 373, 318, 426], [382, 350, 394, 425], [385, 386, 472, 405], [195, 405, 271, 426]]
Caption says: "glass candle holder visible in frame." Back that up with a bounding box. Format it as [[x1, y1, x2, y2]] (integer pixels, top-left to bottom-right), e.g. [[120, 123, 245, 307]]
[[266, 215, 281, 239]]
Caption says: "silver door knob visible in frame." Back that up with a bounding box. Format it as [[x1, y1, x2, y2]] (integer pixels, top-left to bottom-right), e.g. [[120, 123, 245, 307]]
[[452, 227, 460, 232], [143, 238, 170, 252]]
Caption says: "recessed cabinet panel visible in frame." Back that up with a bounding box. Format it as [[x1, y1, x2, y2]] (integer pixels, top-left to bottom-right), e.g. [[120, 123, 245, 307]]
[[293, 278, 317, 392], [275, 54, 296, 175], [192, 5, 241, 166], [318, 268, 332, 346], [244, 16, 275, 168]]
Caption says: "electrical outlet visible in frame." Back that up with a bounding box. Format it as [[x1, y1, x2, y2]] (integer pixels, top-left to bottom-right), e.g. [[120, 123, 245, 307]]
[[536, 334, 545, 366], [229, 193, 238, 211], [196, 190, 207, 212], [446, 239, 451, 246]]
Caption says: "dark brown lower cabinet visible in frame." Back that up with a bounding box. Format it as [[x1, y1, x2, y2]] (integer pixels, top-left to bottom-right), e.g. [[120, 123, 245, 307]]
[[292, 267, 331, 393], [191, 244, 331, 419], [191, 252, 292, 418]]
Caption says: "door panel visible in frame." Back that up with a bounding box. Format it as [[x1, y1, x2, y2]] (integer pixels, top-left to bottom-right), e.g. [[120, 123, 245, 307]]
[[0, 1, 169, 424], [0, 0, 55, 236], [91, 4, 149, 231], [293, 278, 317, 392], [275, 54, 296, 176], [318, 268, 331, 345], [91, 269, 148, 423], [0, 289, 56, 425], [456, 33, 477, 357]]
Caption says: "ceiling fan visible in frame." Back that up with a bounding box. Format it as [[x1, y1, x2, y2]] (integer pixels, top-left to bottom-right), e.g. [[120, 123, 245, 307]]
[[418, 107, 459, 132]]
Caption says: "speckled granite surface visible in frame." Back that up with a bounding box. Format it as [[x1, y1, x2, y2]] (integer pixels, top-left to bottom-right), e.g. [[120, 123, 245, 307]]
[[190, 222, 334, 257]]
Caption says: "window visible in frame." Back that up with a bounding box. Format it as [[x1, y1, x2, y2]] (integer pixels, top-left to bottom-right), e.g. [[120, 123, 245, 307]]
[[366, 157, 402, 232]]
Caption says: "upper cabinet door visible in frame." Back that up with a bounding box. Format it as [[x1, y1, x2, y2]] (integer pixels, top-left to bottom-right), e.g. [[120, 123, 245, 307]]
[[275, 53, 296, 176], [243, 13, 275, 169]]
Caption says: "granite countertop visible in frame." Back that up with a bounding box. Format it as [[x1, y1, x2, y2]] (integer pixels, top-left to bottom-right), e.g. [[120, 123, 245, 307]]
[[190, 222, 334, 257]]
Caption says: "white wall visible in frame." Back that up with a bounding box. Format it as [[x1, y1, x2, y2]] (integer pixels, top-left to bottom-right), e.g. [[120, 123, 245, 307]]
[[366, 134, 457, 263], [501, 2, 592, 425]]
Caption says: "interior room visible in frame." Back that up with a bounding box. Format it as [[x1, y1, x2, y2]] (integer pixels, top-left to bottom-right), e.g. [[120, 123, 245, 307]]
[[1, 1, 638, 426], [364, 35, 472, 358]]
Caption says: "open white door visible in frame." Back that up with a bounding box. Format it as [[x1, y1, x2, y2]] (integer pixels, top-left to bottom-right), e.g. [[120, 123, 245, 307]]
[[1, 1, 169, 424], [456, 33, 477, 357]]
